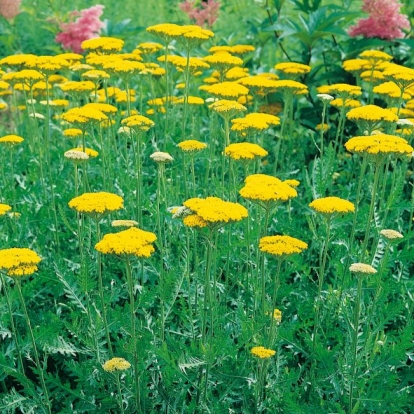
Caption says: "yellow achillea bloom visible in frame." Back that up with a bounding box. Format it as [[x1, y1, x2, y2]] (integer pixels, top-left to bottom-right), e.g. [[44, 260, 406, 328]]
[[209, 45, 233, 54], [177, 140, 207, 152], [346, 105, 398, 123], [283, 179, 300, 188], [317, 83, 362, 98], [238, 76, 280, 95], [380, 229, 403, 240], [81, 69, 111, 80], [373, 81, 410, 100], [102, 59, 145, 77], [359, 50, 393, 65], [62, 107, 108, 125], [2, 70, 44, 84], [342, 59, 369, 75], [272, 79, 308, 95], [59, 81, 96, 93], [146, 23, 187, 42], [137, 42, 163, 53], [230, 44, 255, 55], [200, 81, 249, 99], [382, 64, 414, 90], [183, 214, 208, 228], [274, 62, 311, 76], [273, 309, 282, 322], [0, 54, 37, 69], [209, 99, 247, 116], [71, 147, 99, 158], [360, 70, 385, 82], [69, 192, 124, 216], [259, 235, 308, 257], [82, 103, 118, 114], [0, 135, 24, 145], [56, 52, 83, 63], [231, 112, 280, 135], [239, 174, 297, 203], [250, 346, 276, 359], [26, 56, 70, 74], [174, 96, 205, 105], [349, 263, 377, 275], [224, 142, 268, 160], [330, 98, 361, 109], [63, 128, 83, 138], [165, 56, 209, 72], [81, 37, 124, 53], [102, 357, 131, 372], [0, 248, 41, 277], [121, 114, 154, 131], [345, 134, 413, 158], [0, 204, 12, 215], [224, 67, 250, 81], [111, 220, 138, 228], [309, 197, 355, 215], [183, 197, 248, 225], [40, 99, 69, 107], [95, 227, 157, 258], [203, 53, 243, 69]]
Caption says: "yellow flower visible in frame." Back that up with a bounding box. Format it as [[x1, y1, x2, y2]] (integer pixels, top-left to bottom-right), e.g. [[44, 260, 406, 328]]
[[283, 179, 300, 188], [174, 96, 205, 105], [0, 204, 12, 215], [82, 103, 118, 114], [239, 174, 297, 203], [359, 50, 393, 65], [137, 42, 164, 53], [69, 192, 124, 216], [309, 197, 355, 215], [71, 147, 99, 158], [373, 81, 410, 100], [40, 99, 69, 107], [273, 309, 282, 322], [203, 53, 243, 71], [63, 128, 83, 138], [0, 248, 41, 277], [111, 220, 139, 228], [330, 98, 361, 109], [183, 197, 248, 226], [230, 44, 255, 55], [121, 114, 155, 131], [2, 70, 44, 86], [81, 69, 111, 80], [200, 81, 249, 99], [208, 99, 247, 116], [224, 142, 268, 160], [238, 76, 279, 95], [224, 67, 250, 80], [26, 56, 70, 74], [317, 83, 362, 98], [102, 59, 146, 78], [102, 357, 131, 372], [177, 140, 207, 152], [250, 346, 276, 359], [56, 53, 83, 63], [346, 105, 398, 124], [0, 54, 37, 69], [81, 37, 124, 53], [146, 23, 186, 42], [271, 79, 308, 95], [274, 62, 311, 76], [95, 227, 157, 258], [0, 135, 24, 145], [61, 107, 108, 126], [315, 123, 330, 131], [59, 81, 96, 93], [259, 235, 308, 257], [231, 112, 280, 135], [360, 70, 385, 82], [342, 59, 369, 74], [183, 214, 209, 228]]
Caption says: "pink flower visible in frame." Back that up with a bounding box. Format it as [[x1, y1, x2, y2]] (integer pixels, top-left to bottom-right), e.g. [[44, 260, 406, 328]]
[[55, 5, 105, 53], [179, 0, 220, 27], [0, 0, 22, 20], [348, 0, 410, 40]]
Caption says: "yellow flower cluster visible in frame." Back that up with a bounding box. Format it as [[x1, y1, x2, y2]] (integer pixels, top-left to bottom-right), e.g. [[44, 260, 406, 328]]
[[68, 192, 124, 215], [250, 346, 276, 359], [200, 81, 249, 99], [102, 357, 131, 372], [272, 79, 308, 95], [71, 147, 99, 158], [0, 203, 12, 215], [121, 114, 155, 131], [203, 53, 243, 70], [208, 99, 247, 115], [346, 105, 398, 123], [330, 98, 361, 109], [177, 140, 207, 152], [259, 235, 308, 257], [231, 112, 280, 134], [0, 247, 41, 277], [239, 174, 297, 203], [95, 227, 157, 258], [0, 134, 24, 145], [111, 219, 138, 228], [309, 197, 355, 215], [224, 142, 268, 160], [59, 80, 96, 93], [62, 107, 108, 126], [373, 81, 409, 100], [63, 129, 83, 138], [183, 197, 248, 226], [345, 134, 413, 158], [274, 62, 311, 76], [238, 76, 279, 95], [81, 37, 124, 53], [183, 214, 209, 228], [317, 83, 362, 98]]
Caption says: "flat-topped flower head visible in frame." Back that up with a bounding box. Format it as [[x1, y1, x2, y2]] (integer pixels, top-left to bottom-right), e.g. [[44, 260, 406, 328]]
[[349, 263, 377, 276], [95, 227, 157, 258], [208, 99, 247, 118], [121, 114, 154, 132], [111, 219, 138, 228], [251, 346, 276, 359], [26, 56, 70, 74], [174, 96, 205, 105], [150, 151, 173, 163], [82, 103, 118, 115], [137, 42, 163, 54], [239, 174, 297, 204], [177, 140, 207, 153], [372, 81, 409, 99], [146, 23, 185, 42], [2, 70, 44, 87], [342, 59, 370, 75], [0, 248, 41, 277], [63, 129, 83, 139], [0, 134, 24, 146], [230, 44, 255, 54], [359, 50, 393, 65], [200, 81, 249, 99], [62, 107, 108, 127], [0, 204, 12, 216], [274, 62, 311, 79], [203, 53, 243, 72], [231, 112, 280, 135], [382, 64, 414, 90], [59, 80, 96, 93], [0, 54, 37, 70], [70, 147, 99, 158], [64, 149, 89, 163], [330, 98, 361, 109], [238, 76, 280, 95], [345, 134, 413, 162], [102, 357, 131, 372], [183, 196, 248, 227], [69, 192, 123, 217], [317, 83, 362, 99], [271, 79, 308, 95], [224, 142, 268, 161], [102, 59, 146, 78], [183, 214, 209, 228], [259, 235, 308, 257], [81, 37, 124, 54], [346, 105, 398, 123], [309, 197, 355, 215], [380, 229, 403, 240]]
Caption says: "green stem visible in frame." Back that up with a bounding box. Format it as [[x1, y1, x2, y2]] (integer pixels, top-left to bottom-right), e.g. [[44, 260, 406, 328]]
[[181, 48, 191, 141], [267, 258, 283, 347], [115, 372, 126, 414], [202, 231, 215, 345]]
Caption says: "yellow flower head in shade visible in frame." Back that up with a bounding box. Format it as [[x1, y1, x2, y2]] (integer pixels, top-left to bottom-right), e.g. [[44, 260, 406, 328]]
[[81, 37, 124, 53], [349, 263, 377, 275], [0, 248, 41, 277], [238, 76, 280, 95], [271, 79, 308, 95], [121, 114, 155, 131], [230, 44, 255, 55], [360, 70, 385, 83], [373, 81, 410, 100], [177, 140, 207, 152], [200, 81, 249, 99], [273, 309, 282, 322], [137, 42, 163, 53], [208, 99, 247, 117], [61, 107, 108, 126], [239, 174, 297, 203], [317, 83, 362, 98], [342, 59, 370, 75], [0, 135, 24, 145], [95, 227, 157, 258], [345, 134, 413, 160], [59, 81, 96, 93], [309, 197, 355, 215], [102, 59, 146, 77], [259, 235, 308, 257], [0, 204, 12, 215], [183, 214, 209, 228], [380, 229, 403, 240], [231, 112, 280, 135], [209, 45, 233, 54], [165, 56, 209, 72], [183, 197, 248, 226], [346, 105, 398, 131], [2, 70, 44, 86], [274, 62, 311, 76], [82, 103, 118, 115], [224, 142, 268, 161], [102, 357, 131, 372], [68, 192, 124, 216], [71, 147, 99, 158], [330, 98, 361, 109], [111, 219, 139, 228], [39, 99, 69, 107], [56, 52, 83, 63], [63, 128, 83, 138], [359, 50, 393, 65], [81, 69, 111, 80], [224, 67, 250, 81], [250, 346, 276, 359]]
